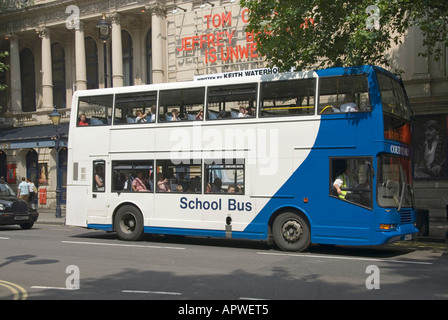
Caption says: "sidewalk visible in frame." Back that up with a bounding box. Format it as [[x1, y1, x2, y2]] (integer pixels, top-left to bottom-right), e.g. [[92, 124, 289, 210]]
[[35, 208, 448, 244], [35, 208, 67, 225]]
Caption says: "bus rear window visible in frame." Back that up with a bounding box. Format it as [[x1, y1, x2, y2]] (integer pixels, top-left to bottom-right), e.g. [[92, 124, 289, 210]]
[[318, 75, 371, 114]]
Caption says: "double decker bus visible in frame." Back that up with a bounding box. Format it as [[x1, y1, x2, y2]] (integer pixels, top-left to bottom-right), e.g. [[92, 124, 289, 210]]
[[66, 65, 418, 252]]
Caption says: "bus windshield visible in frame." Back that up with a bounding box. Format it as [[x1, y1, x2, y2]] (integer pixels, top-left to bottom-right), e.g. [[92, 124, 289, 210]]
[[377, 154, 414, 210], [377, 72, 412, 144]]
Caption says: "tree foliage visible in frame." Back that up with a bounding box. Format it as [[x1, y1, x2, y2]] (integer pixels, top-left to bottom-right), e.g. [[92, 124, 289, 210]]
[[240, 0, 448, 72], [0, 51, 9, 114], [0, 0, 35, 13]]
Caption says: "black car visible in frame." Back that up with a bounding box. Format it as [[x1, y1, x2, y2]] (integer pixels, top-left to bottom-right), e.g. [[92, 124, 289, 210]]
[[0, 181, 39, 229]]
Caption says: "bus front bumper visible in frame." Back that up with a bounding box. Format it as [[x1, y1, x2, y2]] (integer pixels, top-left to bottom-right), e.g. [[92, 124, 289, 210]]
[[380, 223, 419, 244]]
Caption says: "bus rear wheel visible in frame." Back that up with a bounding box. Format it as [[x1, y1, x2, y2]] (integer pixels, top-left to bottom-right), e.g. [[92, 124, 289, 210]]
[[114, 205, 144, 241], [273, 212, 310, 252]]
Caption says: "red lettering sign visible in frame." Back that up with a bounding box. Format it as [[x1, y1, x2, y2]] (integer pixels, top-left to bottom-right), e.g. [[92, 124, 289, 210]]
[[177, 9, 260, 64]]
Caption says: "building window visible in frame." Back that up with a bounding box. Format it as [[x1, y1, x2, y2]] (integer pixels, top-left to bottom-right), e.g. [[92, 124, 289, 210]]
[[0, 151, 7, 180], [59, 148, 68, 204], [0, 44, 7, 115], [146, 29, 152, 84], [85, 37, 99, 89], [122, 30, 133, 86], [52, 43, 66, 108], [26, 149, 38, 183], [20, 48, 36, 112]]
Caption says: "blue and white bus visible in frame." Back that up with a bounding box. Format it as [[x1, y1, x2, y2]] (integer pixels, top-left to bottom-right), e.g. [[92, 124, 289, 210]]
[[66, 65, 418, 251]]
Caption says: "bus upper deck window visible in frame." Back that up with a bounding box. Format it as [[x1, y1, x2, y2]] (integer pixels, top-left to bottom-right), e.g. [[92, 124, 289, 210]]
[[260, 78, 315, 117], [77, 95, 113, 126], [158, 88, 205, 122], [114, 92, 157, 125], [206, 84, 257, 120], [318, 75, 370, 114]]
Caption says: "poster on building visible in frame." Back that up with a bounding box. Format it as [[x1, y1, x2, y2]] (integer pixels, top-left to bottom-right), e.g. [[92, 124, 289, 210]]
[[38, 163, 48, 184], [6, 163, 16, 184], [413, 115, 448, 179]]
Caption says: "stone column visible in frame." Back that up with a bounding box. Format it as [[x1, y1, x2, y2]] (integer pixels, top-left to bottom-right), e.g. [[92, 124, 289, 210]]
[[131, 20, 142, 85], [39, 27, 53, 110], [9, 34, 21, 113], [111, 12, 123, 87], [150, 4, 166, 84], [75, 21, 87, 91]]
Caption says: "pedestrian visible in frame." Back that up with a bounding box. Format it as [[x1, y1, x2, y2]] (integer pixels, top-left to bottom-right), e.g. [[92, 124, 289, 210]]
[[27, 178, 37, 204], [17, 177, 30, 201]]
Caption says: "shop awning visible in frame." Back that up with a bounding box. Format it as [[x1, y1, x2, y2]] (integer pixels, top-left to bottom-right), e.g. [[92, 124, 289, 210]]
[[0, 123, 69, 150]]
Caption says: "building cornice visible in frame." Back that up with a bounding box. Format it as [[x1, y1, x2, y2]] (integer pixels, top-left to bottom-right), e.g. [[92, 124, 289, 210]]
[[0, 0, 167, 35]]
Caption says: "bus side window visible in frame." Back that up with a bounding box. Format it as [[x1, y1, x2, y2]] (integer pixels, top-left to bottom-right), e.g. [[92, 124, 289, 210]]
[[78, 95, 114, 126], [93, 161, 105, 193], [114, 92, 157, 125], [260, 79, 315, 117], [158, 88, 205, 123], [155, 160, 202, 193], [204, 159, 245, 194], [206, 84, 257, 120], [330, 157, 373, 209], [318, 75, 370, 114], [112, 160, 154, 192]]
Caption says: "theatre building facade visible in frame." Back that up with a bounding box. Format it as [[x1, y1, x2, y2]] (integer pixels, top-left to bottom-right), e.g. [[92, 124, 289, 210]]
[[0, 0, 447, 219]]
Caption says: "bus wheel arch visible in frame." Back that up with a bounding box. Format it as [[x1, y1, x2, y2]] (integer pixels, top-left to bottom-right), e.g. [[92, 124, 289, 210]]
[[113, 203, 144, 241], [269, 208, 311, 252]]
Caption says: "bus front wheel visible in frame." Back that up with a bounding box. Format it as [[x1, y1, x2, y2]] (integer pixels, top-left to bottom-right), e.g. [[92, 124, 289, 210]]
[[114, 205, 144, 241], [273, 212, 310, 252]]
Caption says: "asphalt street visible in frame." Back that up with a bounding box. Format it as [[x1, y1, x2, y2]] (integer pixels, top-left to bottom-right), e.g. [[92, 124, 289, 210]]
[[0, 222, 447, 303]]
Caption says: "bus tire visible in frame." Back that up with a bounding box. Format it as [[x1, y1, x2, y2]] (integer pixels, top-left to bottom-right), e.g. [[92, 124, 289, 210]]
[[114, 205, 144, 241], [273, 212, 310, 252]]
